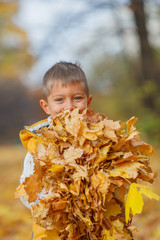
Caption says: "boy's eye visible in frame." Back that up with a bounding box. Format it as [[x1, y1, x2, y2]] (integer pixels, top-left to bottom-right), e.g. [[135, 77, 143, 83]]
[[74, 96, 83, 100], [55, 98, 63, 102]]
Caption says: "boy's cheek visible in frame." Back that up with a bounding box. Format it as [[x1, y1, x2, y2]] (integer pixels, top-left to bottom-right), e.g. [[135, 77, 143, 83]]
[[48, 104, 62, 117], [78, 102, 88, 113]]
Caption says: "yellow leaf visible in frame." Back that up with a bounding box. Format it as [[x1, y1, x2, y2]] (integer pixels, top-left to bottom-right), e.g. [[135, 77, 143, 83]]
[[102, 229, 116, 240], [125, 184, 143, 223], [83, 131, 98, 140], [125, 183, 159, 223], [94, 145, 111, 166], [103, 199, 121, 218], [64, 146, 83, 163], [126, 117, 139, 140], [44, 230, 60, 240], [32, 222, 46, 240], [37, 144, 47, 160], [107, 151, 123, 161], [103, 119, 120, 142], [19, 129, 38, 152], [15, 184, 28, 200], [104, 129, 118, 142], [136, 183, 160, 201], [52, 200, 67, 211], [48, 164, 64, 173], [126, 117, 138, 133], [74, 205, 92, 230], [105, 119, 121, 129], [112, 219, 124, 234], [110, 162, 143, 179], [91, 171, 110, 204], [83, 143, 93, 155], [89, 121, 104, 131], [91, 171, 108, 189], [131, 138, 154, 156], [65, 108, 81, 137]]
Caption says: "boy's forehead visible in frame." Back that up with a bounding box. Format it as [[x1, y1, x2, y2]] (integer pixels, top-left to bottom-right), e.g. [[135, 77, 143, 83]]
[[50, 81, 85, 91]]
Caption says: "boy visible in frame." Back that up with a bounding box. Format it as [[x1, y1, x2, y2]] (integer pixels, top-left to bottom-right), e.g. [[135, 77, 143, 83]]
[[19, 61, 92, 239]]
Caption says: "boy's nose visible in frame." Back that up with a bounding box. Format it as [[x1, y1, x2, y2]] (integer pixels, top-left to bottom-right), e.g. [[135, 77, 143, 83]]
[[64, 100, 74, 111]]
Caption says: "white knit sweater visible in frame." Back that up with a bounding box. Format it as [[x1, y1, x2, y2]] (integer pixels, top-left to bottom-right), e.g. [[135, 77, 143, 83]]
[[20, 152, 35, 208], [20, 116, 52, 209]]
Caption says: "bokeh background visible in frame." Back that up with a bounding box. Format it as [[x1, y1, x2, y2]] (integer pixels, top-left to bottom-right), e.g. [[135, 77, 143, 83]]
[[0, 0, 160, 239]]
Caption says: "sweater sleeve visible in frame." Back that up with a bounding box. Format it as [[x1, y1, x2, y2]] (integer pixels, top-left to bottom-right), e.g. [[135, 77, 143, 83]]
[[20, 152, 35, 184], [19, 117, 53, 209], [20, 152, 35, 209], [20, 152, 53, 209]]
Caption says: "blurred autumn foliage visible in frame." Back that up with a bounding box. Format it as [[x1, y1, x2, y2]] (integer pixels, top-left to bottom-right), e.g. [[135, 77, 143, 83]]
[[0, 0, 45, 144], [0, 0, 34, 79]]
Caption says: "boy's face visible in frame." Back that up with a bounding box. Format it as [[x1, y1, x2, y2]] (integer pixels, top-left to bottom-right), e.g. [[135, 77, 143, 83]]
[[40, 81, 92, 118]]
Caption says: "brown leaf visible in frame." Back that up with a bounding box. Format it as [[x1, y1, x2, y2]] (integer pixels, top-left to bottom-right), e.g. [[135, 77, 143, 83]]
[[24, 159, 44, 203]]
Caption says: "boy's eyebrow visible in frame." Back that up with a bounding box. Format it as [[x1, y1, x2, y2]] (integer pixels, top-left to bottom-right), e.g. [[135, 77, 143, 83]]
[[52, 92, 86, 97]]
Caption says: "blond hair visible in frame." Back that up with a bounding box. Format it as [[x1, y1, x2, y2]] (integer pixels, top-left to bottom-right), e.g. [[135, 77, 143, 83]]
[[42, 61, 89, 98]]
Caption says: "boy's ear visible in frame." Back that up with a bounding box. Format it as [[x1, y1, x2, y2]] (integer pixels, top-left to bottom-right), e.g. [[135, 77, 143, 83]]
[[40, 99, 50, 115], [87, 95, 92, 107]]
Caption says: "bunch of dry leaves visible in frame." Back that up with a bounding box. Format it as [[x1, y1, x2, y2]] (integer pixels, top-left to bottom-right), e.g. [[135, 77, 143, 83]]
[[16, 108, 159, 240]]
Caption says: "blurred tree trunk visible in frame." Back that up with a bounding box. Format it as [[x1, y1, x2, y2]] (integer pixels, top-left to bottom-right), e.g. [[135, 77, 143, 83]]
[[130, 0, 160, 112]]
